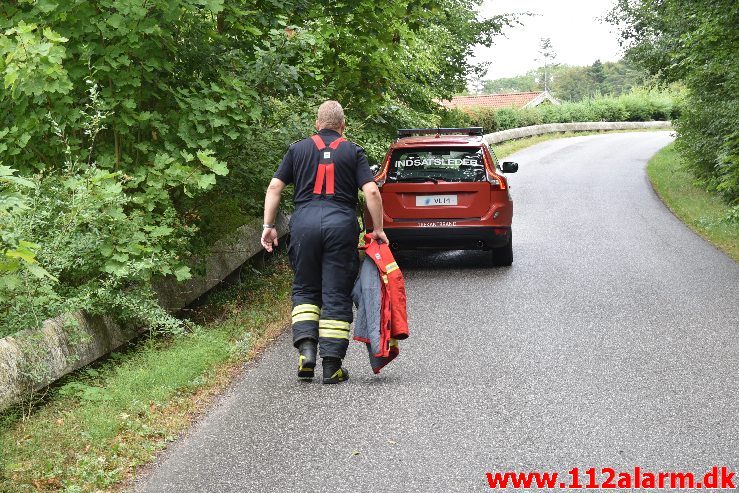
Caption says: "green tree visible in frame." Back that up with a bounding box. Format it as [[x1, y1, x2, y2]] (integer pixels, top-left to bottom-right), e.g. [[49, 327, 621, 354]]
[[601, 60, 646, 95], [483, 60, 646, 102], [537, 37, 557, 92], [608, 0, 739, 203], [483, 75, 538, 93], [588, 59, 606, 93], [551, 65, 592, 101]]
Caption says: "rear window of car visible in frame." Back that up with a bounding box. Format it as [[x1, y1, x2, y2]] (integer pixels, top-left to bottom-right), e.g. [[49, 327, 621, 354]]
[[387, 147, 486, 183]]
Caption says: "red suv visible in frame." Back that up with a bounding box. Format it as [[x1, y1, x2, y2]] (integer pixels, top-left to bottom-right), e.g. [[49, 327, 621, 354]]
[[365, 128, 518, 266]]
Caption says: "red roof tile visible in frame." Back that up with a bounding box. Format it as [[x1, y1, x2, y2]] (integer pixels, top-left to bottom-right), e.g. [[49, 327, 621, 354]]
[[440, 92, 542, 110]]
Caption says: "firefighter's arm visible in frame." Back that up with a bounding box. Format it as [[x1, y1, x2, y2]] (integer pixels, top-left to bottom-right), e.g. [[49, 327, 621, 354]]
[[362, 181, 389, 245], [262, 178, 286, 252]]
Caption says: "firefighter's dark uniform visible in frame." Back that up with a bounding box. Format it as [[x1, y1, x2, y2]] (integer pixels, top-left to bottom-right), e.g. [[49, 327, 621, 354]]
[[274, 128, 375, 360]]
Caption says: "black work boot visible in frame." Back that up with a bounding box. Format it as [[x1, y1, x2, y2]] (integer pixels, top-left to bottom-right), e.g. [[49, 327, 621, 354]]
[[297, 339, 317, 380], [322, 357, 349, 384]]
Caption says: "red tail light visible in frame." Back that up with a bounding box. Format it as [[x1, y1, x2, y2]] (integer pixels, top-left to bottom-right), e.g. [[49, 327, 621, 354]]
[[486, 171, 501, 188], [483, 147, 506, 190], [375, 154, 391, 187]]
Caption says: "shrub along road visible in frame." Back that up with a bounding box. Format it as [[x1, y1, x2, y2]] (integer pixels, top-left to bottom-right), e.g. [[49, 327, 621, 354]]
[[134, 132, 739, 492]]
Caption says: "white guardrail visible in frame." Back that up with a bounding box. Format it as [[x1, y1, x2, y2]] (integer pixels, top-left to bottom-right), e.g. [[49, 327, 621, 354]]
[[0, 120, 672, 410], [484, 120, 672, 145]]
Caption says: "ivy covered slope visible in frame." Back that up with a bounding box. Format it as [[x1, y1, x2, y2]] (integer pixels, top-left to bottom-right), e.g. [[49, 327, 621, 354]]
[[0, 1, 507, 336]]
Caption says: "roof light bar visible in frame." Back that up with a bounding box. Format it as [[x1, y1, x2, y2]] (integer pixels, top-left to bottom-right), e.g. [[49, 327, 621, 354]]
[[396, 127, 484, 138]]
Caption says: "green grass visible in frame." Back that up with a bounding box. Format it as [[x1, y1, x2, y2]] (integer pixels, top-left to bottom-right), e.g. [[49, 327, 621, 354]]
[[0, 255, 293, 492], [493, 128, 662, 159], [647, 143, 738, 261]]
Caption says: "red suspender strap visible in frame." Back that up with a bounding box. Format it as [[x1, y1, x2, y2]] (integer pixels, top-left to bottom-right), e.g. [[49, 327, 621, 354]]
[[312, 135, 327, 194], [311, 134, 326, 150], [312, 135, 344, 196], [313, 165, 326, 194], [324, 137, 343, 194], [325, 164, 335, 194], [329, 137, 345, 150]]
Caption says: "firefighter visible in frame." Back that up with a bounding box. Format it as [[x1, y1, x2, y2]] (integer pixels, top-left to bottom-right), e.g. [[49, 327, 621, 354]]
[[261, 100, 388, 384]]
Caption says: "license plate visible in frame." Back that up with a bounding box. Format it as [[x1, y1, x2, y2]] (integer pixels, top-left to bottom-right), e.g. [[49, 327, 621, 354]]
[[419, 221, 458, 227], [415, 194, 458, 206]]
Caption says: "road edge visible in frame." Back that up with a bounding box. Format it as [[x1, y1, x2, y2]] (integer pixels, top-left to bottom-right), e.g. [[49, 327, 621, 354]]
[[117, 306, 294, 493], [0, 256, 294, 493], [646, 143, 738, 262]]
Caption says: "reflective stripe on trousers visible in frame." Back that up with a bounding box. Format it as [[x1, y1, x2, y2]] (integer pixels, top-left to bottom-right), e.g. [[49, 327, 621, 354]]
[[288, 201, 360, 359]]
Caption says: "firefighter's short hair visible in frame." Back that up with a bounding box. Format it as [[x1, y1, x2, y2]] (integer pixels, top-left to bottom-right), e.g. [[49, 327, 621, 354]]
[[317, 100, 345, 131]]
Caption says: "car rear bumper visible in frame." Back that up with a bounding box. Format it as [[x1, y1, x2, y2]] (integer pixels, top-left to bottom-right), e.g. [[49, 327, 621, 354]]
[[383, 226, 511, 250]]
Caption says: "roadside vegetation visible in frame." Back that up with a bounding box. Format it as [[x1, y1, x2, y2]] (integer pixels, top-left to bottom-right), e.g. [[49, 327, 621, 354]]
[[647, 144, 738, 261], [0, 254, 292, 492], [608, 0, 738, 207], [443, 89, 679, 134]]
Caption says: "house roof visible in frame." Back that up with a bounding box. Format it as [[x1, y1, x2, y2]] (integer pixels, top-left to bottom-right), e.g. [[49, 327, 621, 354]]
[[440, 91, 559, 110]]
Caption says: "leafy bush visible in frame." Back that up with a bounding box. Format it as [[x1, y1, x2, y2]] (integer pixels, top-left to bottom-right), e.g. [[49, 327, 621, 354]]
[[589, 98, 628, 122], [439, 108, 473, 129], [0, 91, 199, 337], [0, 167, 53, 298], [465, 108, 498, 132], [349, 101, 442, 164], [608, 0, 738, 203]]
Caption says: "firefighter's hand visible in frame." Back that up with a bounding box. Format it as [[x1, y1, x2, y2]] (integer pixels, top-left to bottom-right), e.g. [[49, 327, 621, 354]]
[[371, 228, 389, 245], [261, 227, 278, 252]]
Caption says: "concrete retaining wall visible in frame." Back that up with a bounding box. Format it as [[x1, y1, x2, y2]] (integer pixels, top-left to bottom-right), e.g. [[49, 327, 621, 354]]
[[0, 212, 289, 410], [484, 121, 672, 145]]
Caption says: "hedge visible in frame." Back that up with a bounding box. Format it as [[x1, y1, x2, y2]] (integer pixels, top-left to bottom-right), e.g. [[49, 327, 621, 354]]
[[441, 90, 679, 133]]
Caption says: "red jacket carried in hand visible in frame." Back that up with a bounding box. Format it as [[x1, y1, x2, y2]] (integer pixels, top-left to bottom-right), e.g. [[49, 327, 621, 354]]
[[352, 234, 409, 373]]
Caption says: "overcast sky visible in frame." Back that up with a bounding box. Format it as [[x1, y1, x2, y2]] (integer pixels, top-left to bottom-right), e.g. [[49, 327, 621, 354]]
[[472, 0, 624, 80]]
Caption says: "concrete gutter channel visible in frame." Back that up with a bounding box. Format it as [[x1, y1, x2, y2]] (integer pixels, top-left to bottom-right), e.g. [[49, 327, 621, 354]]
[[0, 120, 671, 411]]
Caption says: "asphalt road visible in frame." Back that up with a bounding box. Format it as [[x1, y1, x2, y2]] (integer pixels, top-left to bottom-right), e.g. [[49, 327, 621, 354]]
[[134, 132, 739, 492]]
